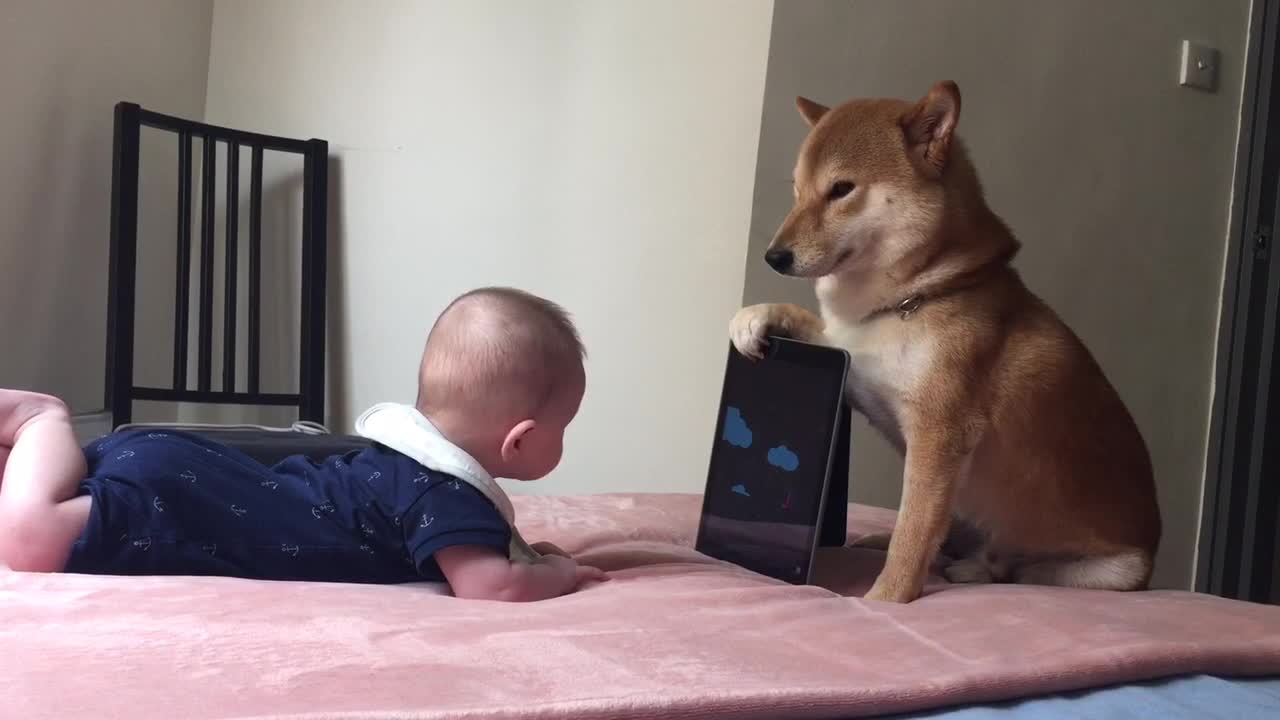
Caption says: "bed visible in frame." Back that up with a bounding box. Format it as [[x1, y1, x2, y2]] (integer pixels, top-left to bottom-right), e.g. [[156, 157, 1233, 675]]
[[43, 106, 1274, 718], [4, 492, 1280, 719]]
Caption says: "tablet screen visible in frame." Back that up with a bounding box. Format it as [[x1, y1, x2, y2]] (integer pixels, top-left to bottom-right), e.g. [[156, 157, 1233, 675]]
[[696, 339, 849, 584]]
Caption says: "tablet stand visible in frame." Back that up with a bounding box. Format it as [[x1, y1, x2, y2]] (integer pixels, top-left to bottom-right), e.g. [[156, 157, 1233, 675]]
[[819, 400, 852, 546]]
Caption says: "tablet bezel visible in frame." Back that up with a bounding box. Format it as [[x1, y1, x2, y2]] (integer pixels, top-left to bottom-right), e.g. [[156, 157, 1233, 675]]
[[695, 336, 850, 584]]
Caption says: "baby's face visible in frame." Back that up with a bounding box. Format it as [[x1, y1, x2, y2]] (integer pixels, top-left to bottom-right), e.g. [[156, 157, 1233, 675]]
[[511, 364, 585, 481]]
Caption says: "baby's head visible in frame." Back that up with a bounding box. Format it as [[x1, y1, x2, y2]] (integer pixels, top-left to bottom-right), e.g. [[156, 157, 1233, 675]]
[[416, 287, 586, 481]]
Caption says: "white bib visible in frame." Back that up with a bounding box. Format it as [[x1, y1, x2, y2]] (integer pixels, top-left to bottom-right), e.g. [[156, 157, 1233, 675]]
[[354, 403, 540, 564]]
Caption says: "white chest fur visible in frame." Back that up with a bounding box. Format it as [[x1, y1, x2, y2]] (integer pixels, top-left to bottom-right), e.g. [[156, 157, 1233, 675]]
[[817, 293, 936, 451]]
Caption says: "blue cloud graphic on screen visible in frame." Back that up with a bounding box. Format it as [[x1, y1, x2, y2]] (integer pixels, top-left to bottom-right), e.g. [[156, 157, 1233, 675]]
[[722, 406, 753, 448], [767, 445, 800, 472]]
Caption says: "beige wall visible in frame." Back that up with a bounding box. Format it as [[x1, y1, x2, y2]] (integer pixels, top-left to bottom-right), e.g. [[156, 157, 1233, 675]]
[[203, 0, 774, 495], [0, 0, 214, 412], [743, 0, 1250, 589]]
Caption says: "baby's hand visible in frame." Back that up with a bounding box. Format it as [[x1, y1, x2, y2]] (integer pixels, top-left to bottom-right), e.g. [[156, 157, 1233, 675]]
[[574, 561, 608, 587], [530, 540, 571, 558], [530, 542, 607, 589], [540, 553, 608, 592]]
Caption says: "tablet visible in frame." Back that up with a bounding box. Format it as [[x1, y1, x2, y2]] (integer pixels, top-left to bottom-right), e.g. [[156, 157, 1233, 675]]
[[695, 337, 851, 584]]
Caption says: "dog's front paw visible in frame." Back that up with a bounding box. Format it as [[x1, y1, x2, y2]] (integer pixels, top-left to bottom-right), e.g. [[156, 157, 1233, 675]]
[[864, 575, 923, 603], [729, 304, 777, 359]]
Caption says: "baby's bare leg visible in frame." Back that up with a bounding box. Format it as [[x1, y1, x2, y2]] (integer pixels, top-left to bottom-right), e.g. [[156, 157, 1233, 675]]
[[0, 390, 91, 572]]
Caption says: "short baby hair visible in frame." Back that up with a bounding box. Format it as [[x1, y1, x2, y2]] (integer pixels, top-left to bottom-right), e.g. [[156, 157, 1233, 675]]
[[416, 287, 585, 422]]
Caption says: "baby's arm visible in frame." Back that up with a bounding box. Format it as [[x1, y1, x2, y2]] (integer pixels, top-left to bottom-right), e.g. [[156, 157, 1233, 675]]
[[436, 544, 605, 602]]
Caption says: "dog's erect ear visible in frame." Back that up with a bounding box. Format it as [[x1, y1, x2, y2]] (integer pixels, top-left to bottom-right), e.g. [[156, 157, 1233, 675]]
[[795, 96, 829, 127], [902, 81, 961, 177]]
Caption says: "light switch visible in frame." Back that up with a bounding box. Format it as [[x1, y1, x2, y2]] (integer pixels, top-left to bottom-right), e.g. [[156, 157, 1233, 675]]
[[1179, 40, 1219, 92]]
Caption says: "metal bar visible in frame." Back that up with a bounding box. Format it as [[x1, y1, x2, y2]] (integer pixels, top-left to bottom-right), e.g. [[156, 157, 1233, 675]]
[[248, 146, 263, 395], [173, 131, 193, 391], [298, 139, 329, 423], [131, 387, 302, 406], [197, 136, 216, 392], [105, 102, 142, 429], [223, 141, 240, 392], [138, 108, 310, 154]]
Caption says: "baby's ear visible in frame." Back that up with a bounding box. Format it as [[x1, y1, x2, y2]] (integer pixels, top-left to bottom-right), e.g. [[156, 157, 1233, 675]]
[[500, 419, 537, 463]]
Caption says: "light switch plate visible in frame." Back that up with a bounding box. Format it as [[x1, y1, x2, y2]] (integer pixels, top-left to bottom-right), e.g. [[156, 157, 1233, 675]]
[[1179, 40, 1219, 92]]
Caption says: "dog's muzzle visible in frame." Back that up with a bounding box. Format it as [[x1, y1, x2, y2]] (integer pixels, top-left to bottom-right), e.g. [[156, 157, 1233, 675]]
[[764, 248, 794, 273]]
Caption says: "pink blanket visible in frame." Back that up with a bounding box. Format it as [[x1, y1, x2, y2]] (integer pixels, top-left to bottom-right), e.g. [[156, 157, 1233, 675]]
[[4, 493, 1280, 719]]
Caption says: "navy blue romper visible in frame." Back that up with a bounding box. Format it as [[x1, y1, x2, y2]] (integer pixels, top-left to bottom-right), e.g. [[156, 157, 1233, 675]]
[[63, 430, 512, 583]]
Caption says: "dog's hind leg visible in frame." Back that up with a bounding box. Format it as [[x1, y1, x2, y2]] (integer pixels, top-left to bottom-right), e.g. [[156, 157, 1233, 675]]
[[942, 545, 1011, 585], [1012, 550, 1152, 591], [943, 556, 994, 584]]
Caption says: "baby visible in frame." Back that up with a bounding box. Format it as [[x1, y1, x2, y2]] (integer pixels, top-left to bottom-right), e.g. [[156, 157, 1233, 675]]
[[0, 287, 604, 601]]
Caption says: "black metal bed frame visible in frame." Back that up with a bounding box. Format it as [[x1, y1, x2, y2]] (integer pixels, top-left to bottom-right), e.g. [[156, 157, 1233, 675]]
[[104, 102, 329, 430]]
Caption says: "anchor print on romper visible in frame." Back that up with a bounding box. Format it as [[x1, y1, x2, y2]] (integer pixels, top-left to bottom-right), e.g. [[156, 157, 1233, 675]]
[[152, 497, 166, 513], [260, 480, 279, 490], [281, 544, 300, 558], [412, 472, 429, 484], [359, 544, 375, 556], [449, 480, 461, 491], [366, 471, 382, 483], [230, 504, 248, 518], [360, 523, 376, 537], [202, 543, 217, 556], [179, 470, 197, 484], [311, 502, 336, 520], [420, 514, 435, 528], [147, 432, 169, 440], [114, 449, 135, 461], [132, 537, 152, 551]]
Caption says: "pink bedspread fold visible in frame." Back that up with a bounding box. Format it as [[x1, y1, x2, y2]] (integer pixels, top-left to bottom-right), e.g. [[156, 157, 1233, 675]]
[[3, 493, 1280, 720]]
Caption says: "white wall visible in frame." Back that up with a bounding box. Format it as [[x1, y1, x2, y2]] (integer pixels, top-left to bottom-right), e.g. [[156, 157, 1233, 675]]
[[0, 0, 214, 412], [203, 0, 774, 494], [742, 0, 1250, 590]]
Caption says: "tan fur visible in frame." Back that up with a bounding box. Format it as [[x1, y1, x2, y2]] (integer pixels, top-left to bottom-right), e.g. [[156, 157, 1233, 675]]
[[730, 81, 1161, 603]]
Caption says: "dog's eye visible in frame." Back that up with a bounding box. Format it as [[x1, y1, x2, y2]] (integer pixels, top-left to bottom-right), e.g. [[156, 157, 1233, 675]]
[[827, 181, 855, 200]]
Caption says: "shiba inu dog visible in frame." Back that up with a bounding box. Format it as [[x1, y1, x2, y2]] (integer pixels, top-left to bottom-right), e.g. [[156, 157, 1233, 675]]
[[730, 81, 1160, 603]]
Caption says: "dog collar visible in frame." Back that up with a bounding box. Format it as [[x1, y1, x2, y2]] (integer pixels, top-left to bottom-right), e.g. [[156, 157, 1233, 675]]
[[866, 259, 1009, 323], [895, 295, 924, 320], [863, 293, 926, 323]]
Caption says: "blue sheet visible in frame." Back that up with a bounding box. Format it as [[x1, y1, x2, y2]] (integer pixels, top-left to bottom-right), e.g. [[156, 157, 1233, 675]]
[[878, 675, 1280, 719]]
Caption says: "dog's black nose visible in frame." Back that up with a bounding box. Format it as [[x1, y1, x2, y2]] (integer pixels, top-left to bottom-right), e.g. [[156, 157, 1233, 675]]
[[765, 249, 794, 273]]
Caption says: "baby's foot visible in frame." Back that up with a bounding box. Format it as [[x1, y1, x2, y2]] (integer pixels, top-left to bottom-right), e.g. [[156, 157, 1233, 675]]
[[0, 390, 70, 444]]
